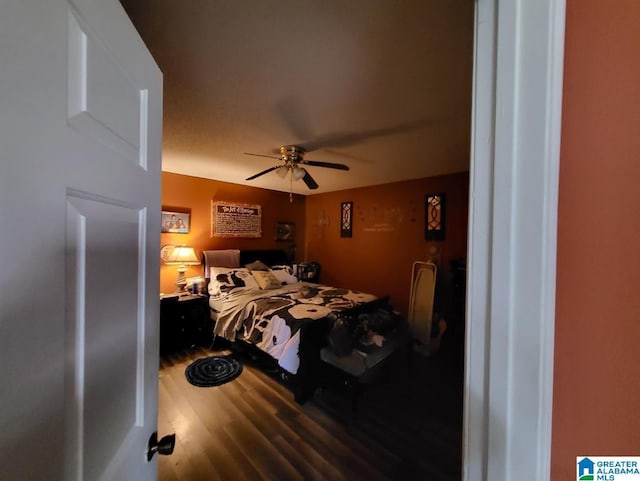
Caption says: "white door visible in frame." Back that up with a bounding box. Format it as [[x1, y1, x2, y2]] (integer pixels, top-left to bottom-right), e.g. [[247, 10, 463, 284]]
[[0, 0, 163, 480]]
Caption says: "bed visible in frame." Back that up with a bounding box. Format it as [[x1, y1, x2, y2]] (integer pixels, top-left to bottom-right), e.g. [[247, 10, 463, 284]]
[[201, 248, 387, 402]]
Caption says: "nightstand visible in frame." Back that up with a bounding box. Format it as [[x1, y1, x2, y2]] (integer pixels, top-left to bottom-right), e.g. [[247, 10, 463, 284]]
[[160, 294, 211, 355]]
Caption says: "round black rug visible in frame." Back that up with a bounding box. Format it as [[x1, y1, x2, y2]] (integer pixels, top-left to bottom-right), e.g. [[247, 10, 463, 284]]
[[185, 355, 243, 387]]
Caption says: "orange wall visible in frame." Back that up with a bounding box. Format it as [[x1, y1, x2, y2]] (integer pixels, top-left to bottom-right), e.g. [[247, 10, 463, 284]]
[[160, 172, 306, 294], [551, 0, 640, 477], [305, 173, 469, 316]]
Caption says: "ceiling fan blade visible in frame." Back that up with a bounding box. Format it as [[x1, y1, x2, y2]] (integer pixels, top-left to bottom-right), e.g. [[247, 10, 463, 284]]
[[246, 166, 279, 181], [301, 169, 319, 190], [303, 160, 350, 171], [244, 152, 281, 160]]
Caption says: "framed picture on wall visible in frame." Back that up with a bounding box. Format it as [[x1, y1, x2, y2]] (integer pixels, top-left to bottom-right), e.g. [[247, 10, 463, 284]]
[[161, 210, 190, 233], [276, 222, 295, 241], [211, 201, 262, 238], [425, 193, 445, 241], [340, 201, 353, 238]]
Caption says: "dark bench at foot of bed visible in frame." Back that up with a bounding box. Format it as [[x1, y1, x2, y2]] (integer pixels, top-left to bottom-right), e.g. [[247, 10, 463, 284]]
[[292, 297, 398, 404], [319, 322, 411, 411], [317, 297, 412, 410]]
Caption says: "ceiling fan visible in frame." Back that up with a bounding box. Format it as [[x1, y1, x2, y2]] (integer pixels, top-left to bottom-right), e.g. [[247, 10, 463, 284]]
[[244, 145, 349, 191]]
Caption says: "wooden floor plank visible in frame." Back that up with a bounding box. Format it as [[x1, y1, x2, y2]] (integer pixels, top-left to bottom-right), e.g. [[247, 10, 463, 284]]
[[223, 417, 305, 481], [158, 345, 463, 481]]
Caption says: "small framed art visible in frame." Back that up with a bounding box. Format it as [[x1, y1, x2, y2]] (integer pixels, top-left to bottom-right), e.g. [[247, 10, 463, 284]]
[[340, 201, 353, 238], [276, 222, 295, 241], [161, 210, 190, 233], [425, 193, 445, 241]]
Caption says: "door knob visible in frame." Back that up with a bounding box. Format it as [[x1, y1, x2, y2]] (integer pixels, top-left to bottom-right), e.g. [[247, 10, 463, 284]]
[[147, 431, 176, 461]]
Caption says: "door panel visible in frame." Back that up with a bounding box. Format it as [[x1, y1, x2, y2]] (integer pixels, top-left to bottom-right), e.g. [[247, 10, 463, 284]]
[[67, 8, 147, 165], [65, 194, 147, 481]]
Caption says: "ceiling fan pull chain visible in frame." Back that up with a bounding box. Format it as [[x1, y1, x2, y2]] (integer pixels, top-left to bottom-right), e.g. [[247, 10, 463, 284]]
[[289, 173, 293, 203]]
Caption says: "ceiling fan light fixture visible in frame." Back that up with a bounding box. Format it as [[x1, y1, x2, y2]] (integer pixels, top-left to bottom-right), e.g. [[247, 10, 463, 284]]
[[244, 144, 347, 190], [292, 166, 305, 180], [276, 165, 289, 178]]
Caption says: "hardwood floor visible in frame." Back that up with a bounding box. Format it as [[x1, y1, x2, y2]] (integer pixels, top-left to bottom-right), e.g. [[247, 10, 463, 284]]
[[157, 339, 463, 481]]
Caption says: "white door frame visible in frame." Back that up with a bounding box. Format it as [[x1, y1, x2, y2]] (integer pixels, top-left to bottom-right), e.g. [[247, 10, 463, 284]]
[[464, 1, 566, 480]]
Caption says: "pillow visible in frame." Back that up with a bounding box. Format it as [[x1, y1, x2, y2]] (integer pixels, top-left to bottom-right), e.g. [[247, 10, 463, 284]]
[[271, 265, 298, 284], [244, 260, 270, 272], [208, 267, 258, 296], [272, 264, 293, 273], [251, 270, 282, 290]]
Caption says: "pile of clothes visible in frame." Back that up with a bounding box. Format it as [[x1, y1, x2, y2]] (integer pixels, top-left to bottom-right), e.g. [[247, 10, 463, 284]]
[[328, 303, 405, 356]]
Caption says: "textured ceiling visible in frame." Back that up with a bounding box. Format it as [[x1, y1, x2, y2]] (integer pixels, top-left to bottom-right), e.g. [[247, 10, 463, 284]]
[[120, 0, 475, 195]]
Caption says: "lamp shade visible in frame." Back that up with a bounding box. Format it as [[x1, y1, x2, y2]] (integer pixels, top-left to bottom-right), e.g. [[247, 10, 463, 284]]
[[276, 165, 289, 178], [164, 246, 200, 265], [292, 166, 305, 180]]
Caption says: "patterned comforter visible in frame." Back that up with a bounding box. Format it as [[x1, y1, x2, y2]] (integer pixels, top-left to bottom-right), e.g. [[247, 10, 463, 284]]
[[209, 282, 376, 374]]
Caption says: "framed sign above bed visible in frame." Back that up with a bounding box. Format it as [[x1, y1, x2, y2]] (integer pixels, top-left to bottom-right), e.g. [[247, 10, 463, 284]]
[[211, 201, 262, 238]]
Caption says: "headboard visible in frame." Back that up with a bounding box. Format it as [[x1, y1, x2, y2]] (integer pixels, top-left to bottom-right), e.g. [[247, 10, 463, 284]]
[[240, 249, 289, 267], [202, 249, 290, 278]]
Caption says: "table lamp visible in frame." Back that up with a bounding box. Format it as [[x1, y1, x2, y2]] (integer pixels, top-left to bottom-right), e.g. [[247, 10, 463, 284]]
[[163, 245, 200, 292]]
